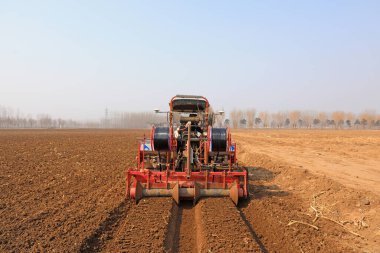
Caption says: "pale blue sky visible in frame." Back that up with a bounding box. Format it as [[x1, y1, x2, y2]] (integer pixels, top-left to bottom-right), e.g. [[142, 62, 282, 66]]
[[0, 1, 379, 120]]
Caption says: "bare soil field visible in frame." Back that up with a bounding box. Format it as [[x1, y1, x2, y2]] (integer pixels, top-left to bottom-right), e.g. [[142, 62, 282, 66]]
[[0, 130, 139, 252], [0, 129, 379, 252], [235, 130, 380, 195], [235, 129, 380, 252]]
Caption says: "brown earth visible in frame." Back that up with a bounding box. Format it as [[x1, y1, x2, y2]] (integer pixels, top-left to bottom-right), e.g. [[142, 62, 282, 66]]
[[0, 130, 140, 252], [0, 129, 379, 252], [102, 198, 174, 252], [235, 129, 380, 252], [234, 129, 380, 195]]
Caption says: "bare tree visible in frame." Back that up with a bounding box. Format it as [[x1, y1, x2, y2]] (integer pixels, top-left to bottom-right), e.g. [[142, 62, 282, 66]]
[[1, 103, 376, 130], [271, 112, 286, 128], [359, 110, 376, 129], [289, 111, 301, 128], [240, 118, 247, 128], [230, 110, 238, 129], [230, 109, 242, 129], [313, 118, 321, 127], [277, 111, 288, 128], [259, 111, 269, 128], [317, 112, 327, 129], [332, 111, 345, 129], [375, 114, 380, 129], [284, 118, 290, 128], [345, 112, 355, 128], [301, 111, 314, 129], [246, 109, 256, 128], [255, 117, 262, 127]]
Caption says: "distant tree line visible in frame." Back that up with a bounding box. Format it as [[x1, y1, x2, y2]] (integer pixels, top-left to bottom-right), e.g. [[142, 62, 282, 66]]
[[0, 105, 165, 129], [101, 111, 164, 128], [227, 109, 380, 129], [1, 105, 379, 130]]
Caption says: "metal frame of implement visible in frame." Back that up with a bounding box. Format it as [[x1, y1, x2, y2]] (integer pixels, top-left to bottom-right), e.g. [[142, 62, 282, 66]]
[[125, 95, 248, 205]]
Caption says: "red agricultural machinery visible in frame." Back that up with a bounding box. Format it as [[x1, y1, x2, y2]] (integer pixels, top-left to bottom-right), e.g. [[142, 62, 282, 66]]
[[126, 95, 248, 205]]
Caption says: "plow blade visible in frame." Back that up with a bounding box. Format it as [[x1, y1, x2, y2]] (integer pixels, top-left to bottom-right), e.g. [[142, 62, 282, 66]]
[[126, 170, 247, 205], [131, 181, 240, 205]]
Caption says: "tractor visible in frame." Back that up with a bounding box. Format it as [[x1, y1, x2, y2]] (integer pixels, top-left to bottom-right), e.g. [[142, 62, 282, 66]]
[[126, 95, 248, 205]]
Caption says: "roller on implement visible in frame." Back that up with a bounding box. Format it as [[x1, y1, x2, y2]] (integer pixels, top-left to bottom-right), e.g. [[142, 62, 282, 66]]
[[126, 95, 248, 205]]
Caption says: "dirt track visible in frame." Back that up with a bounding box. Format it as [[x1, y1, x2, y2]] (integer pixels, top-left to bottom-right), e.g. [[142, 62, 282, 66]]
[[0, 130, 379, 252]]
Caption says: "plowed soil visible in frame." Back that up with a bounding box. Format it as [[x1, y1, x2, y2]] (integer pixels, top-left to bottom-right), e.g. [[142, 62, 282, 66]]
[[103, 198, 175, 252], [196, 198, 262, 252], [235, 129, 380, 253], [173, 202, 198, 253], [0, 129, 379, 252]]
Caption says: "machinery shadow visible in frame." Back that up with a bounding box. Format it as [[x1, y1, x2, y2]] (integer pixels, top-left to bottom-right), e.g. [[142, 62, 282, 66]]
[[238, 209, 269, 253], [246, 166, 276, 181], [245, 166, 288, 199], [79, 201, 128, 253], [251, 184, 289, 199], [236, 166, 289, 253]]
